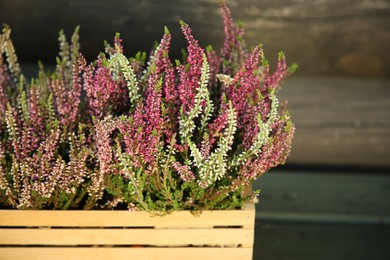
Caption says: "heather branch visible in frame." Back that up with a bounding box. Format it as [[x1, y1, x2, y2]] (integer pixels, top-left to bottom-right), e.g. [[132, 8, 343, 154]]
[[220, 2, 247, 74], [229, 91, 279, 168], [108, 47, 140, 106], [179, 53, 210, 145], [116, 143, 149, 212], [5, 103, 21, 159], [0, 142, 17, 207], [0, 24, 21, 80], [199, 91, 214, 134], [198, 101, 237, 188]]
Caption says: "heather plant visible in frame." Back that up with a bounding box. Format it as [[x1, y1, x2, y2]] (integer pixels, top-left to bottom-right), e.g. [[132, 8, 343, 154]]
[[0, 3, 296, 213]]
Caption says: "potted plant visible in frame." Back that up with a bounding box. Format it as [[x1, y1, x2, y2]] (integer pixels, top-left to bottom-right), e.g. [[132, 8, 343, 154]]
[[0, 3, 295, 259]]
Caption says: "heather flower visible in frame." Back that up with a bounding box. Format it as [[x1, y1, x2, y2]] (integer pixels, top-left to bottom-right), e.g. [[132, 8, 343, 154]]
[[28, 86, 44, 149], [206, 46, 221, 86], [0, 142, 16, 206], [50, 61, 82, 128], [5, 103, 21, 159], [229, 117, 294, 193], [263, 52, 288, 91], [172, 161, 195, 183], [94, 116, 118, 176], [157, 28, 178, 141], [197, 101, 237, 188], [116, 65, 163, 170], [0, 63, 10, 116], [60, 130, 90, 195], [0, 24, 21, 80], [108, 45, 140, 106], [0, 4, 295, 212], [5, 127, 60, 208], [220, 2, 247, 74], [179, 54, 210, 142], [82, 55, 128, 119], [207, 107, 229, 147], [1, 26, 21, 137], [230, 47, 261, 114], [177, 21, 204, 113]]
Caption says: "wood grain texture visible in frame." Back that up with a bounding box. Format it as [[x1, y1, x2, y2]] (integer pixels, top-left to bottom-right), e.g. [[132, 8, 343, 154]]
[[279, 77, 390, 167], [0, 203, 255, 227], [0, 247, 253, 260], [0, 204, 255, 259], [253, 171, 390, 217], [0, 0, 388, 77], [0, 228, 254, 245]]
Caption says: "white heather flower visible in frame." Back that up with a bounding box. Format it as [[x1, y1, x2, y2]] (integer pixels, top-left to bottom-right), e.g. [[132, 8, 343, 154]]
[[108, 49, 140, 106]]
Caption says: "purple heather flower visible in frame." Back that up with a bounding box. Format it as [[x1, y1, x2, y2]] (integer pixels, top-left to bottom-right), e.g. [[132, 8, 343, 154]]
[[220, 2, 247, 74], [226, 45, 263, 149], [206, 47, 221, 85], [263, 53, 288, 91], [0, 63, 10, 116], [155, 30, 180, 141], [118, 73, 163, 169], [50, 62, 81, 127], [95, 116, 117, 175], [81, 55, 127, 119], [29, 86, 44, 150], [172, 161, 195, 183], [177, 21, 204, 113], [208, 106, 229, 147]]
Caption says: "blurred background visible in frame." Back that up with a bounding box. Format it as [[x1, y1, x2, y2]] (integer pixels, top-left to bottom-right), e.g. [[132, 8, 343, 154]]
[[1, 0, 389, 259]]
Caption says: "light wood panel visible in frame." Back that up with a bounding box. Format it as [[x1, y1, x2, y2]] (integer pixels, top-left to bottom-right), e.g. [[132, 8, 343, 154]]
[[0, 247, 253, 260], [0, 204, 255, 259], [0, 203, 255, 227], [0, 228, 254, 245]]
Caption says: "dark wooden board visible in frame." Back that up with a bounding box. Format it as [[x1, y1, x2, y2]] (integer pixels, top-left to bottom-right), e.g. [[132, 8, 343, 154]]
[[280, 77, 390, 167], [254, 171, 390, 216], [1, 0, 389, 77]]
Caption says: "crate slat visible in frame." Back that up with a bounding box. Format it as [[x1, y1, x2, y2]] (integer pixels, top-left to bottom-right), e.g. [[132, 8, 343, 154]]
[[0, 247, 253, 260], [0, 228, 254, 245], [0, 203, 255, 228], [0, 203, 255, 259]]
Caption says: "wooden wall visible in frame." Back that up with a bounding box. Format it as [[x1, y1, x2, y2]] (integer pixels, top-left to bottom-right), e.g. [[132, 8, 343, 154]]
[[1, 0, 389, 78], [1, 0, 389, 168], [280, 77, 390, 168]]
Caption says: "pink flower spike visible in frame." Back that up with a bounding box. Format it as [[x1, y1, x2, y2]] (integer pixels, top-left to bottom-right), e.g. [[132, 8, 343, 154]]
[[177, 21, 204, 113], [220, 2, 247, 73], [172, 161, 195, 183], [264, 52, 288, 91]]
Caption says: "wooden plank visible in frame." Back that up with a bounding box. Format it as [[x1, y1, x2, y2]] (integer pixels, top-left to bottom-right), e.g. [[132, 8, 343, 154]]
[[289, 128, 390, 167], [0, 204, 255, 259], [277, 77, 390, 167], [254, 171, 390, 217], [242, 202, 255, 229], [0, 228, 254, 245], [0, 203, 255, 227], [0, 247, 253, 260], [3, 0, 389, 77], [281, 77, 390, 128], [255, 212, 390, 226]]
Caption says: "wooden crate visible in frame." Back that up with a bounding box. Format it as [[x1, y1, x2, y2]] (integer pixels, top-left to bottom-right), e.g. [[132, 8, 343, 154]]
[[0, 203, 255, 260]]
